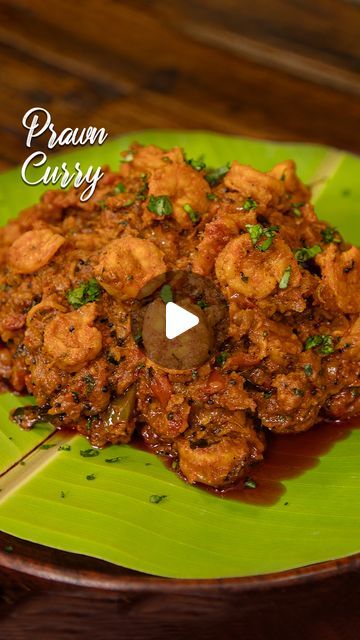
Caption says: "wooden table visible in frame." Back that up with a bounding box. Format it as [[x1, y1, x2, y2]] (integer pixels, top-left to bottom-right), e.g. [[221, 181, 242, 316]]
[[0, 1, 359, 638]]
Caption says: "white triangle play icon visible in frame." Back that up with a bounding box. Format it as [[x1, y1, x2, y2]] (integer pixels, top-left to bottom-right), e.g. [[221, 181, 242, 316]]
[[165, 302, 199, 340]]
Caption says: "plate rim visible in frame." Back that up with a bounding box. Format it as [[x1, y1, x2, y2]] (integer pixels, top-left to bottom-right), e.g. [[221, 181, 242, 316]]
[[0, 535, 358, 590]]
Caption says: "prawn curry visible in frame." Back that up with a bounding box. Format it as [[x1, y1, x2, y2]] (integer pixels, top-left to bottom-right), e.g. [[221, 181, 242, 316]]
[[0, 143, 359, 489]]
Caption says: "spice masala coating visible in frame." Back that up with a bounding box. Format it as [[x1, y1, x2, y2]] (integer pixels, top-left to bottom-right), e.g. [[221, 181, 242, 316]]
[[0, 143, 359, 488]]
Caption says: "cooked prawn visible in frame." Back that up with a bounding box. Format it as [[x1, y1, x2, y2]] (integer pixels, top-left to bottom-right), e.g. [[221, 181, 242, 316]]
[[8, 228, 65, 274]]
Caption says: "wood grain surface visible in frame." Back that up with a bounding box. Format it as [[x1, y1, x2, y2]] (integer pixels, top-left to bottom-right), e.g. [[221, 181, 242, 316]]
[[0, 531, 359, 640], [0, 0, 359, 173], [0, 2, 359, 638]]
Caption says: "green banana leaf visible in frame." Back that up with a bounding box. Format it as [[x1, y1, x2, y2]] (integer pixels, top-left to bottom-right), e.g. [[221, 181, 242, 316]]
[[0, 131, 359, 579]]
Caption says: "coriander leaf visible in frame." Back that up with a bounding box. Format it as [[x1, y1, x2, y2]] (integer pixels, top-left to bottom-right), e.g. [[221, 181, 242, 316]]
[[205, 163, 230, 186], [244, 477, 257, 489], [147, 195, 173, 216], [83, 373, 96, 392], [113, 182, 126, 194], [160, 284, 173, 304], [243, 197, 257, 211], [304, 335, 323, 350], [292, 388, 305, 397], [149, 494, 167, 504], [67, 279, 102, 309], [292, 202, 304, 217], [59, 444, 71, 451], [294, 245, 322, 262], [304, 364, 313, 376], [207, 193, 218, 201], [86, 474, 96, 481], [215, 351, 229, 366], [196, 298, 209, 309], [183, 203, 200, 223], [258, 236, 273, 252], [80, 449, 100, 458], [245, 224, 279, 252], [245, 223, 263, 245], [321, 225, 341, 244], [186, 155, 206, 171], [279, 265, 292, 290], [304, 335, 334, 355]]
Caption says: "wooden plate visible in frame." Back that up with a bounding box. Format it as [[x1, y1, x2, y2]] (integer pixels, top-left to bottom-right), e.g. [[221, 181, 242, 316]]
[[0, 531, 358, 640]]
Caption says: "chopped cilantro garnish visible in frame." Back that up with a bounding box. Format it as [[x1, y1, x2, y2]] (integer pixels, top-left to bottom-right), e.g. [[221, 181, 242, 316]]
[[80, 449, 100, 458], [183, 203, 200, 223], [243, 197, 257, 211], [105, 456, 127, 463], [246, 224, 264, 245], [245, 224, 279, 252], [279, 265, 292, 290], [292, 202, 304, 217], [4, 545, 13, 553], [292, 388, 305, 397], [321, 225, 341, 244], [351, 387, 360, 397], [196, 298, 209, 309], [67, 279, 102, 309], [147, 195, 173, 216], [59, 444, 71, 451], [113, 182, 126, 194], [134, 330, 142, 345], [83, 373, 96, 392], [205, 163, 230, 186], [186, 155, 206, 171], [86, 474, 96, 481], [244, 477, 257, 489], [160, 284, 173, 304], [304, 335, 334, 355], [304, 364, 313, 377], [215, 351, 229, 366], [149, 494, 167, 504], [60, 491, 67, 499], [294, 245, 322, 262], [206, 193, 218, 201], [40, 443, 56, 450]]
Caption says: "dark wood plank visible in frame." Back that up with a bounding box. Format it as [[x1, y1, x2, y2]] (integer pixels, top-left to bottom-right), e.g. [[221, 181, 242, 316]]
[[156, 0, 360, 92], [0, 0, 359, 173]]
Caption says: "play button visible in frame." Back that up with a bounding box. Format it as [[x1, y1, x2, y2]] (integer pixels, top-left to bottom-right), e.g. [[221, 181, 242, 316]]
[[130, 270, 229, 371], [165, 302, 199, 340]]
